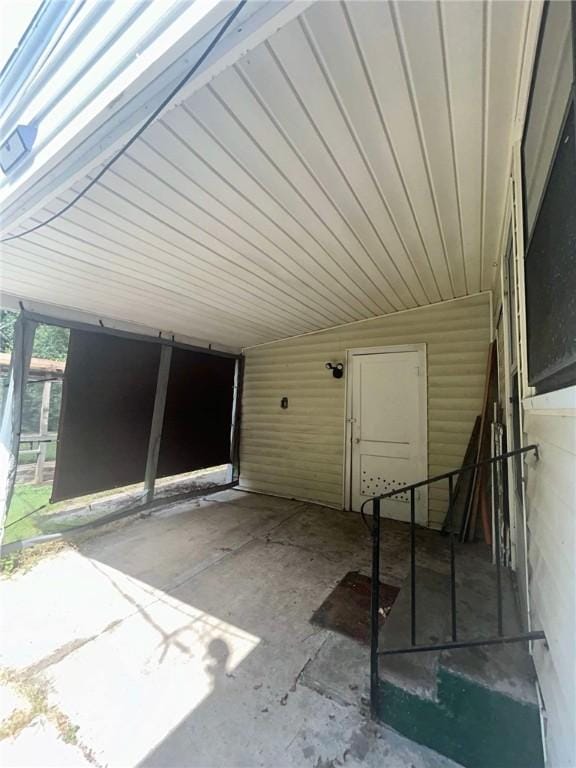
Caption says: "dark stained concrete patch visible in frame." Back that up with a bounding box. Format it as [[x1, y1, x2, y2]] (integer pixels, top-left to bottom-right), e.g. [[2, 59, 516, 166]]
[[310, 571, 399, 645]]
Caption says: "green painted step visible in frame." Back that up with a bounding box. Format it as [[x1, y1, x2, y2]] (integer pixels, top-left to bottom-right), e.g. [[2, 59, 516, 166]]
[[377, 665, 543, 768], [376, 563, 544, 768]]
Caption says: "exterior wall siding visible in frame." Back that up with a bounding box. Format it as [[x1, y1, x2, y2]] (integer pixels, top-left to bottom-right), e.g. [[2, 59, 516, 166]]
[[523, 407, 576, 768], [514, 5, 575, 762], [240, 293, 491, 528]]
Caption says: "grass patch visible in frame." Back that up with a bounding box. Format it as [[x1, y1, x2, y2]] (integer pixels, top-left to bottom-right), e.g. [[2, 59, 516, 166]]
[[3, 481, 144, 547], [3, 485, 53, 545], [3, 483, 117, 546], [3, 485, 52, 544], [3, 465, 227, 547]]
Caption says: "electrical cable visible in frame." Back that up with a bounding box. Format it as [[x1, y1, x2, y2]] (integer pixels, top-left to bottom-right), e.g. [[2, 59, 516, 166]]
[[1, 0, 247, 244], [4, 503, 48, 529]]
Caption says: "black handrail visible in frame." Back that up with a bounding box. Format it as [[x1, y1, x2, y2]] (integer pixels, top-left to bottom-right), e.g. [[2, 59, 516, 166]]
[[367, 443, 546, 719]]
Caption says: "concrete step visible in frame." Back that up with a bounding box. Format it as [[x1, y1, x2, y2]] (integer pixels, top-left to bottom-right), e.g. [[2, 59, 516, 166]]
[[375, 552, 544, 768], [441, 550, 538, 707], [379, 566, 450, 700]]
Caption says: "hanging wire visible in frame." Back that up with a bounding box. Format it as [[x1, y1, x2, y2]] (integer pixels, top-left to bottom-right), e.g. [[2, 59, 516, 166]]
[[1, 0, 247, 244], [4, 503, 48, 529]]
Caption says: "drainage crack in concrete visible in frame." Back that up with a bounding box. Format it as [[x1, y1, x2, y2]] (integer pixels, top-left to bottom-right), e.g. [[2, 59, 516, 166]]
[[296, 634, 362, 709], [263, 537, 338, 562], [254, 504, 309, 537], [277, 633, 331, 716], [22, 620, 123, 678], [295, 635, 331, 688], [158, 505, 308, 596]]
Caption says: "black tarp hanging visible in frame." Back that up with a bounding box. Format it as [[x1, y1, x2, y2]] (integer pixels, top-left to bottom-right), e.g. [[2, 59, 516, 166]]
[[157, 347, 236, 478], [52, 330, 161, 502], [52, 329, 237, 503]]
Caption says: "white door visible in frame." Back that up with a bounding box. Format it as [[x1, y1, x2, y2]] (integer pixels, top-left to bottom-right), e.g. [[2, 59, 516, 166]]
[[349, 348, 427, 524]]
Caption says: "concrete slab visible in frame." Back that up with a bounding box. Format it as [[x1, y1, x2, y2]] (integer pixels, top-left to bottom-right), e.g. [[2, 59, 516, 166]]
[[257, 504, 372, 569], [279, 696, 462, 768], [440, 556, 538, 705], [379, 567, 450, 700], [0, 718, 92, 767], [299, 632, 370, 709], [0, 549, 160, 671], [78, 493, 302, 593], [0, 682, 28, 722], [0, 491, 462, 767], [44, 594, 264, 766]]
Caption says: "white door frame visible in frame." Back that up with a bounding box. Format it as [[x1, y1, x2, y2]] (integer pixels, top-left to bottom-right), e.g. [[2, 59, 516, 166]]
[[343, 344, 428, 522]]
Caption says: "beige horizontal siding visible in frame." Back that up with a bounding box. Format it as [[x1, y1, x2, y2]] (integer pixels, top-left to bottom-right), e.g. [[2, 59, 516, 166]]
[[239, 293, 491, 526], [524, 409, 576, 768]]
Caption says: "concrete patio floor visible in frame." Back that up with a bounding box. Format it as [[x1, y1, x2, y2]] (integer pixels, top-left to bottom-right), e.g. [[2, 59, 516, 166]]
[[0, 489, 460, 768]]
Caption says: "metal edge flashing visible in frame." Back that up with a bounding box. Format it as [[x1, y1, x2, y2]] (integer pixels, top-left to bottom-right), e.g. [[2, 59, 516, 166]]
[[20, 308, 241, 359]]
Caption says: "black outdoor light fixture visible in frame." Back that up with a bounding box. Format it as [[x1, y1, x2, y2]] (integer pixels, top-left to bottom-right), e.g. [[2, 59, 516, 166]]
[[325, 362, 344, 379]]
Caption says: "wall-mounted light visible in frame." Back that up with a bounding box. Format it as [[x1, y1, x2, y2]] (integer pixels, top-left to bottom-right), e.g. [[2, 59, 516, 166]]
[[325, 362, 344, 379], [0, 123, 37, 175]]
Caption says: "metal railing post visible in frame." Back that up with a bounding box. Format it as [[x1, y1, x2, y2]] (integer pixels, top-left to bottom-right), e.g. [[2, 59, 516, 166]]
[[493, 457, 503, 635], [370, 498, 381, 718], [448, 474, 457, 641], [360, 445, 544, 661], [410, 488, 416, 646]]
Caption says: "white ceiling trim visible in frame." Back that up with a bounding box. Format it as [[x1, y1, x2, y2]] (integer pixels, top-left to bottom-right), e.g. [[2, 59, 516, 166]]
[[0, 291, 241, 355]]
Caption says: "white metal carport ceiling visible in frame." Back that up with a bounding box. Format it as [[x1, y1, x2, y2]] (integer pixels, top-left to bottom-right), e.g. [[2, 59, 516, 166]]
[[1, 1, 534, 349]]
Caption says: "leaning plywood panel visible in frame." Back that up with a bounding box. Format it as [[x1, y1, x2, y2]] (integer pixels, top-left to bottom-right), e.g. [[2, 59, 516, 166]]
[[240, 293, 490, 526]]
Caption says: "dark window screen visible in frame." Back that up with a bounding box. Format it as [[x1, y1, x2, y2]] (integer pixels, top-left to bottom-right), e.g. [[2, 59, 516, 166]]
[[156, 348, 235, 478], [525, 102, 576, 393], [52, 330, 160, 502]]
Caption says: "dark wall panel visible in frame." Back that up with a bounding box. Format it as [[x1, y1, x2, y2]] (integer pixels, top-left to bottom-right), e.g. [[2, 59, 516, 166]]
[[525, 103, 576, 392], [52, 330, 160, 501], [157, 348, 235, 478]]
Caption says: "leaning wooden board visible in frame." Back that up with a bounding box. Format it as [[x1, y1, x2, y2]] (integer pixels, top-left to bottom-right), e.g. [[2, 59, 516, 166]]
[[464, 342, 498, 542], [442, 415, 481, 536]]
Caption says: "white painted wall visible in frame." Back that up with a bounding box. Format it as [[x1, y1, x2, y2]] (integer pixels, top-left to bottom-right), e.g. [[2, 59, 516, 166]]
[[239, 293, 491, 528], [510, 5, 576, 763], [523, 396, 576, 768]]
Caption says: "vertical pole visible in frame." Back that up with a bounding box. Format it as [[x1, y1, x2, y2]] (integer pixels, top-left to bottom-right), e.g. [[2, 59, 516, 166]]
[[493, 458, 503, 635], [144, 345, 172, 505], [448, 474, 457, 641], [370, 498, 381, 719], [1, 317, 37, 543], [410, 488, 416, 646], [229, 356, 243, 484], [34, 379, 51, 485]]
